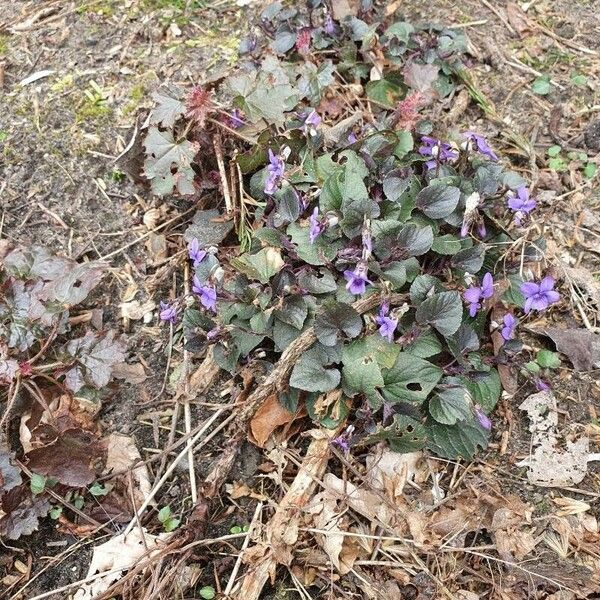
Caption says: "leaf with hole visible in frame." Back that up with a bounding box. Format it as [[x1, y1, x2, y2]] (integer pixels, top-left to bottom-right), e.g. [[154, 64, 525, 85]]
[[289, 345, 341, 393], [382, 353, 442, 404], [427, 419, 489, 459]]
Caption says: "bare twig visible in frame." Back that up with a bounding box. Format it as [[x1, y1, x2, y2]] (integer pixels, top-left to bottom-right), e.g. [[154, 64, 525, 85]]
[[122, 408, 231, 536], [213, 135, 234, 214]]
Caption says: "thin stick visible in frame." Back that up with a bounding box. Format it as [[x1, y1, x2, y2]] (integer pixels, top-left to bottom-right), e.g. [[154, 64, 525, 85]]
[[224, 501, 263, 596], [479, 0, 515, 34], [182, 260, 197, 503], [213, 135, 234, 214], [122, 408, 232, 537]]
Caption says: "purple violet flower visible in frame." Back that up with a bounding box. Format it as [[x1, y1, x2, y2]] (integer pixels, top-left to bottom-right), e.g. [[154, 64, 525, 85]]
[[159, 301, 178, 323], [347, 132, 357, 144], [264, 149, 286, 196], [188, 238, 207, 266], [302, 110, 321, 136], [474, 407, 492, 431], [501, 313, 517, 341], [463, 273, 494, 317], [418, 136, 458, 170], [324, 14, 335, 35], [331, 435, 350, 454], [375, 303, 398, 343], [227, 109, 245, 129], [192, 276, 217, 312], [520, 276, 560, 313], [534, 377, 551, 391], [507, 186, 537, 225], [463, 131, 498, 161], [309, 207, 322, 244], [344, 263, 372, 296]]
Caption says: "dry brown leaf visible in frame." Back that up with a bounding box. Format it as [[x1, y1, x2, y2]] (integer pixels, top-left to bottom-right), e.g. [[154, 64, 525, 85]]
[[73, 527, 171, 600], [120, 300, 156, 321], [307, 490, 359, 574], [147, 232, 167, 262], [225, 481, 266, 501], [331, 0, 359, 20], [249, 394, 296, 448], [543, 328, 600, 371], [553, 496, 591, 516], [366, 447, 424, 500], [323, 473, 406, 535], [112, 362, 147, 384], [103, 433, 152, 506], [236, 430, 335, 600], [189, 348, 220, 395], [506, 2, 530, 35]]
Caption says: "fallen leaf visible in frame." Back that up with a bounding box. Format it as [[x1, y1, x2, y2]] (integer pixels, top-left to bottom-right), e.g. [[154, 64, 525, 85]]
[[20, 393, 105, 487], [366, 447, 424, 499], [189, 348, 220, 395], [403, 62, 439, 94], [518, 391, 599, 487], [544, 328, 600, 371], [147, 233, 168, 262], [331, 0, 359, 20], [249, 394, 298, 448], [0, 485, 50, 540], [307, 491, 352, 572], [120, 300, 156, 321], [73, 527, 172, 600], [26, 428, 106, 487], [19, 70, 56, 86], [553, 497, 591, 516], [103, 433, 152, 504], [112, 362, 147, 384], [506, 2, 530, 35]]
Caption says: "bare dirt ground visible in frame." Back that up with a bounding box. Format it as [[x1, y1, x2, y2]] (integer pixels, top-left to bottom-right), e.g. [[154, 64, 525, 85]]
[[1, 0, 599, 598]]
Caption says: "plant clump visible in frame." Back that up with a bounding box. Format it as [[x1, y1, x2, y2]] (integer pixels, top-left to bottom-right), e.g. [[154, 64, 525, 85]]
[[0, 245, 129, 539], [143, 1, 559, 459]]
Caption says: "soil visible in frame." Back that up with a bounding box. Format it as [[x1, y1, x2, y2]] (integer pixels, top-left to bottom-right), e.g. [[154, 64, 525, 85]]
[[1, 0, 599, 598]]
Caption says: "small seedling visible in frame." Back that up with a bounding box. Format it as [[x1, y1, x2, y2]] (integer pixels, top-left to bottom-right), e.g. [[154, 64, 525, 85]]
[[531, 75, 551, 95], [30, 474, 47, 496], [570, 72, 587, 86], [229, 523, 250, 534], [199, 586, 216, 599], [158, 506, 181, 532], [89, 482, 111, 497], [536, 349, 561, 369]]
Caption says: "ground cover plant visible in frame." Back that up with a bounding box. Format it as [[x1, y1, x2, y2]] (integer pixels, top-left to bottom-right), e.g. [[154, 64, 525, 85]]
[[147, 0, 557, 460], [2, 0, 599, 598], [0, 245, 132, 540]]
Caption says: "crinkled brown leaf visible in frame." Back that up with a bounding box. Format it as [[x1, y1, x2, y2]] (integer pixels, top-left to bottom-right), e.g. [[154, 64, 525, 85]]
[[66, 331, 127, 391], [544, 327, 600, 371], [0, 484, 50, 540], [0, 445, 22, 493], [249, 394, 298, 447], [26, 427, 106, 487]]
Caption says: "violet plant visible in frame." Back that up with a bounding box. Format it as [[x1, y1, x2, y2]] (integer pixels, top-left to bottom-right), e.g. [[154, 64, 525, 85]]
[[145, 3, 560, 459]]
